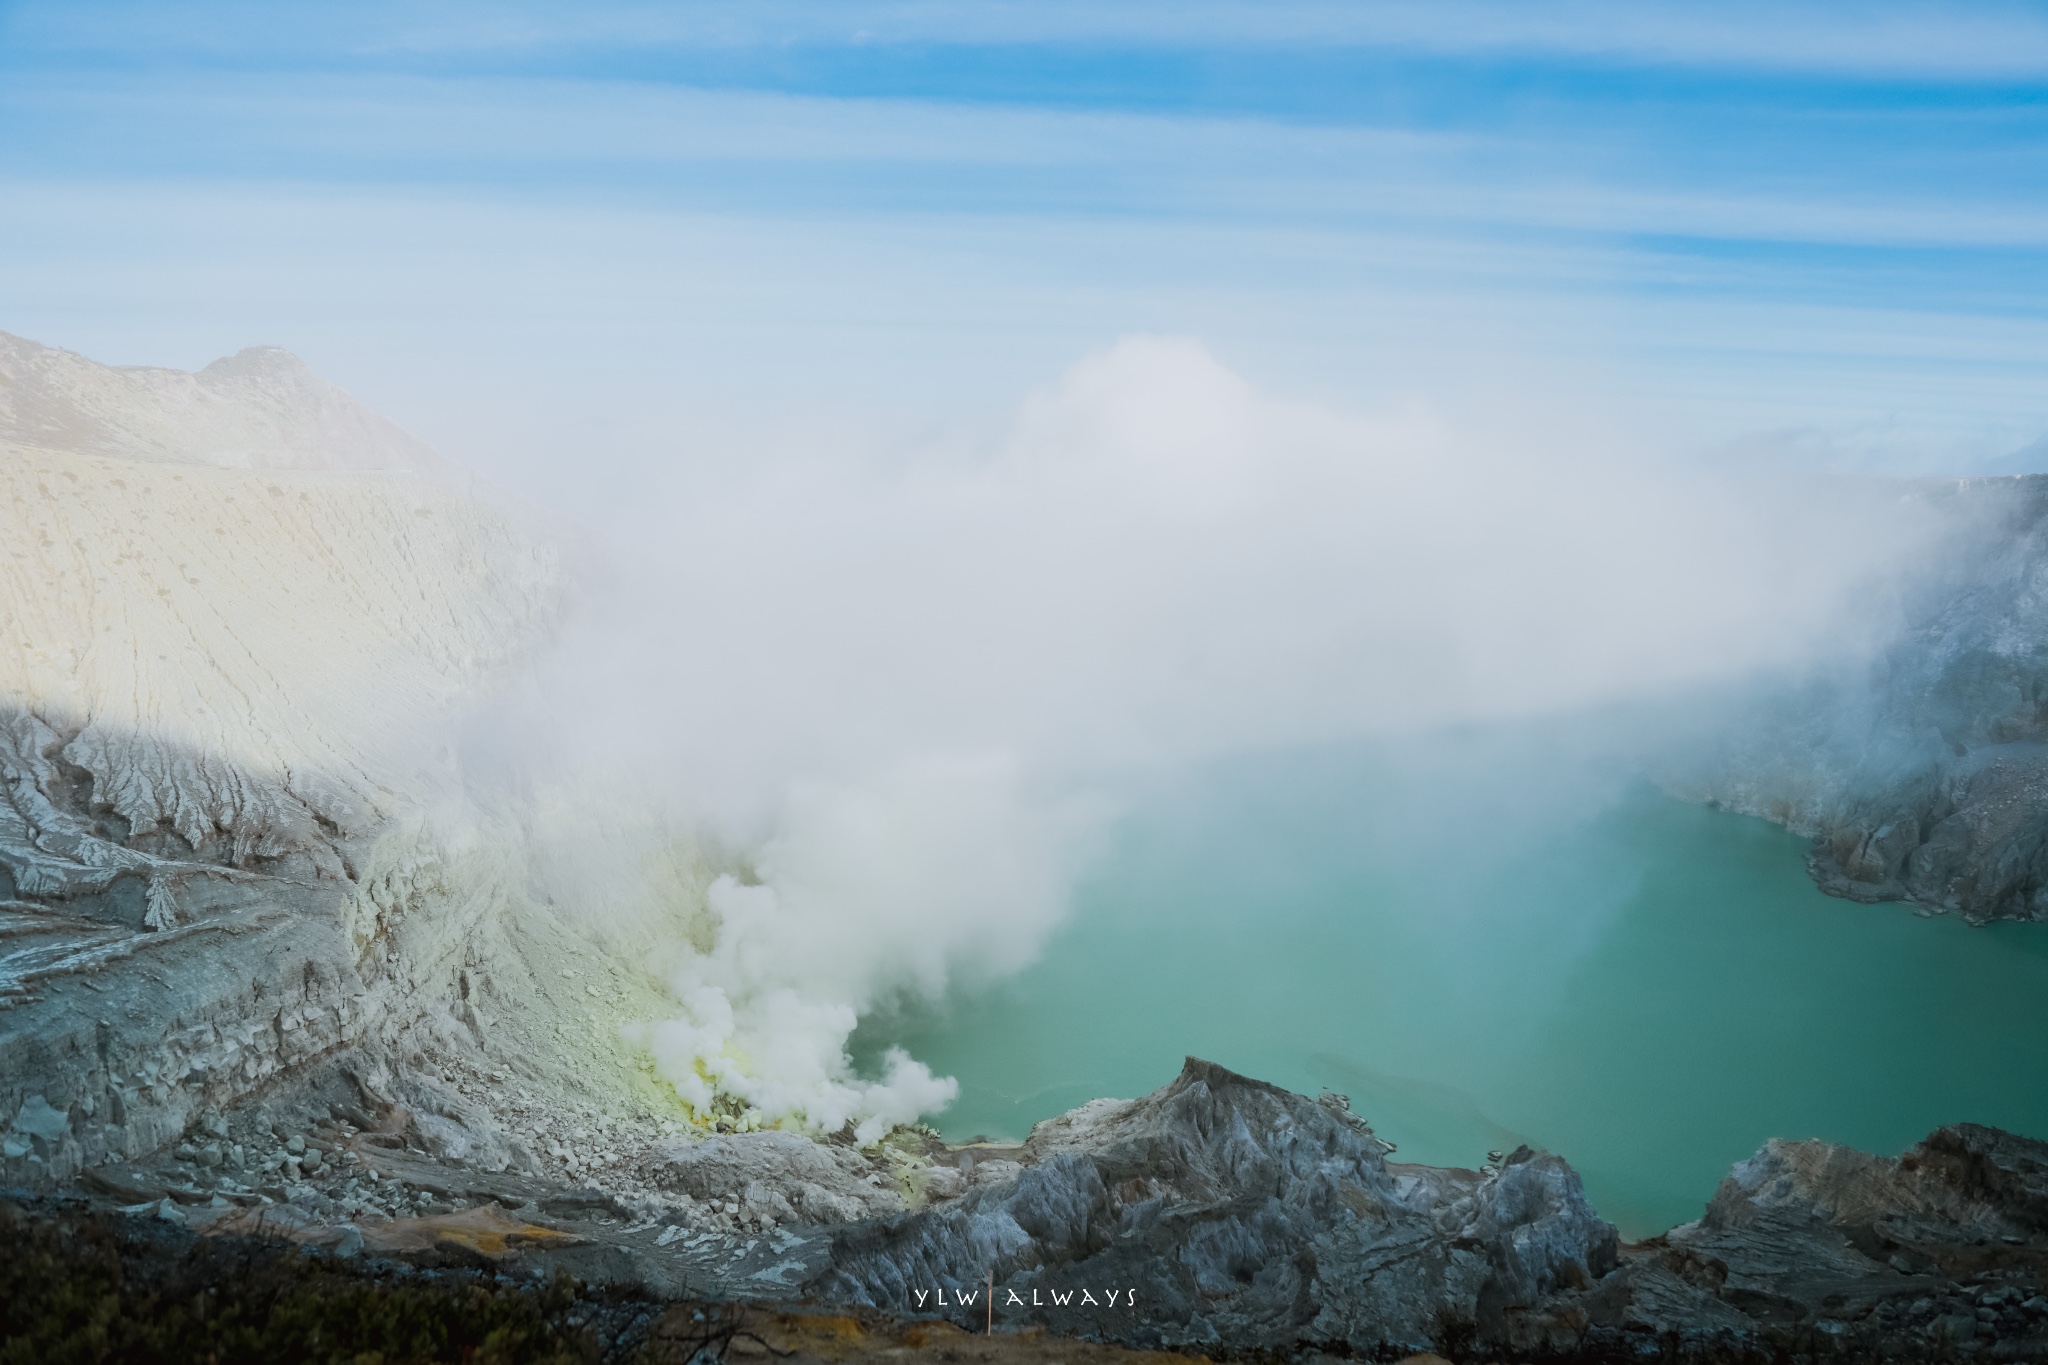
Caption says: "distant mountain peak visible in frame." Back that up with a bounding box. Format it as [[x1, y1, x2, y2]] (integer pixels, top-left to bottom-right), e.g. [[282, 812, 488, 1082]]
[[0, 329, 451, 477], [195, 343, 317, 381]]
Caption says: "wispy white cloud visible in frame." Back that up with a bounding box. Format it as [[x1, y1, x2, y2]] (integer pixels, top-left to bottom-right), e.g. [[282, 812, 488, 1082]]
[[12, 0, 2047, 79], [0, 2, 2041, 475], [5, 171, 2038, 499], [6, 71, 2042, 251]]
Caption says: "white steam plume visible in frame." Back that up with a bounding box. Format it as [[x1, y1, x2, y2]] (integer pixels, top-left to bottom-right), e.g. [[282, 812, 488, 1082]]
[[499, 336, 1932, 1138], [623, 757, 1079, 1142]]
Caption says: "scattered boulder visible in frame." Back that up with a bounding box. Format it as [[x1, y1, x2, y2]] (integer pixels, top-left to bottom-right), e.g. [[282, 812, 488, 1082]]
[[639, 1130, 903, 1225]]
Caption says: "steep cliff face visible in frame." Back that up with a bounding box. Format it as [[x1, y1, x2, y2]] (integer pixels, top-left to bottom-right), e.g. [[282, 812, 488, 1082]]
[[0, 331, 958, 1213], [1679, 475, 2048, 923], [0, 332, 581, 1189]]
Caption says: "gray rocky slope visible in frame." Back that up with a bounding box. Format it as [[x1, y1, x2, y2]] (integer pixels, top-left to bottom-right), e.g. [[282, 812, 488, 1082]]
[[1680, 474, 2048, 924], [0, 331, 583, 1200], [19, 1055, 2048, 1360]]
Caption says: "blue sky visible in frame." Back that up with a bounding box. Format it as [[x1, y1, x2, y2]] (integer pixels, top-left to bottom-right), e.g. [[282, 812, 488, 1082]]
[[1, 0, 2044, 493]]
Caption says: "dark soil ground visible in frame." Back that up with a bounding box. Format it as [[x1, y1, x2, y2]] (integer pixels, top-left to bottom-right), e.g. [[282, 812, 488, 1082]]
[[0, 1196, 1222, 1365]]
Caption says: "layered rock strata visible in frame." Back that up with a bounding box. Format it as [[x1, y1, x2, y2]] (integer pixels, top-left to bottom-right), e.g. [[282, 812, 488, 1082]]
[[0, 332, 578, 1191], [0, 331, 886, 1222]]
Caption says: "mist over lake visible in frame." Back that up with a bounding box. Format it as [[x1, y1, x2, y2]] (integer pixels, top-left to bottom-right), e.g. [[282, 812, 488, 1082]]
[[860, 738, 2048, 1237]]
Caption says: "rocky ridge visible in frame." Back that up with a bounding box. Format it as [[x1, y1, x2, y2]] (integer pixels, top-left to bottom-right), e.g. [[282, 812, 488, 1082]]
[[0, 331, 635, 1203], [13, 1056, 2048, 1360], [1679, 475, 2048, 924], [0, 329, 456, 477], [0, 333, 933, 1244]]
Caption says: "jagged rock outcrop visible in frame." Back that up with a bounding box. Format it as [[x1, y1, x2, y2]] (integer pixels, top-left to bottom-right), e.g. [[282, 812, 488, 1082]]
[[12, 1041, 2048, 1360], [1529, 1122, 2048, 1358], [786, 1064, 2048, 1359], [1681, 475, 2048, 923], [806, 1058, 1619, 1354], [759, 1062, 2048, 1359]]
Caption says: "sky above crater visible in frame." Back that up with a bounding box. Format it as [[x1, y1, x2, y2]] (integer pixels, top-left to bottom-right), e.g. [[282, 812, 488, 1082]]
[[0, 0, 2044, 496]]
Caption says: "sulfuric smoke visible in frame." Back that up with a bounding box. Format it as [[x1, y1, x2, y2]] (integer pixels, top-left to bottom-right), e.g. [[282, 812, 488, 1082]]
[[495, 336, 1937, 1139]]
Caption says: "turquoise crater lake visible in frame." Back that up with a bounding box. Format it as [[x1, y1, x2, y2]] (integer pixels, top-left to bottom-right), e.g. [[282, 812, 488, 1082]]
[[856, 745, 2048, 1237]]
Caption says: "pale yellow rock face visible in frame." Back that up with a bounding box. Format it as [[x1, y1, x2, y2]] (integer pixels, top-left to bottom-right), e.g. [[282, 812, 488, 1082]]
[[0, 444, 561, 841], [0, 330, 450, 475], [0, 331, 565, 893], [0, 333, 585, 1183]]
